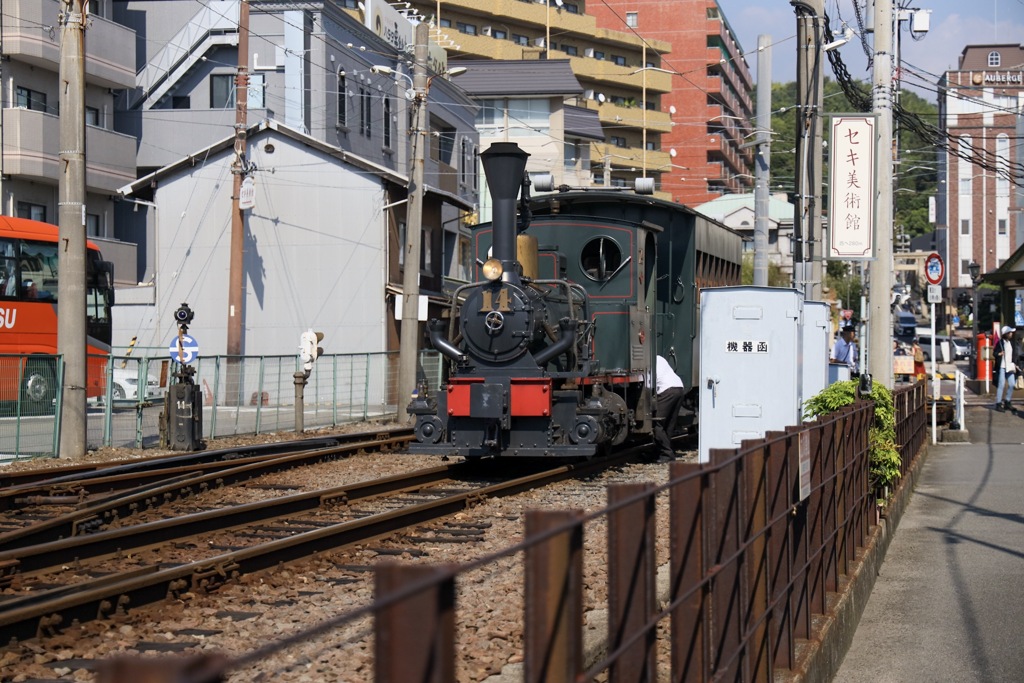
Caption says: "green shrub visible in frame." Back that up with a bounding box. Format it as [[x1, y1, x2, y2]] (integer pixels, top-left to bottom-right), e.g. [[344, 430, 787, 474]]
[[803, 379, 901, 493]]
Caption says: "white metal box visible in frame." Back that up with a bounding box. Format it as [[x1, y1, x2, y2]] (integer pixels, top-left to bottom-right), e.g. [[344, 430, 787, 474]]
[[698, 287, 803, 463], [802, 301, 830, 404]]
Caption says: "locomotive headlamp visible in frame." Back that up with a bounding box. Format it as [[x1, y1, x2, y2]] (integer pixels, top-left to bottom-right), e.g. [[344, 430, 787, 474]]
[[482, 258, 503, 282]]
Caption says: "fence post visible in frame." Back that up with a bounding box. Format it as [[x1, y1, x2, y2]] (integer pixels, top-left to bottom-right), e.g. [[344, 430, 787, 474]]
[[524, 509, 584, 683], [670, 462, 708, 680], [607, 483, 656, 683], [375, 563, 455, 683]]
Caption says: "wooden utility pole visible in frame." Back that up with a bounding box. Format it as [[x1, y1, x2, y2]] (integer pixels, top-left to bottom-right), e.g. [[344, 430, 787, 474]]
[[58, 0, 87, 458], [226, 0, 250, 405]]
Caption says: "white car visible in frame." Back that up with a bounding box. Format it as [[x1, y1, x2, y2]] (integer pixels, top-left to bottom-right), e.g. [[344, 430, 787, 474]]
[[108, 367, 165, 401]]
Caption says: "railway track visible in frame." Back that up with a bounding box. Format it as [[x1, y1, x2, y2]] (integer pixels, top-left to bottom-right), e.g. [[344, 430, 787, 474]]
[[0, 438, 637, 644], [0, 427, 414, 548]]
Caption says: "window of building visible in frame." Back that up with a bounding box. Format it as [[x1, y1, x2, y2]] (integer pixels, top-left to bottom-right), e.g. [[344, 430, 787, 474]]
[[439, 18, 451, 28], [592, 50, 605, 61], [210, 74, 235, 108], [707, 7, 720, 19], [996, 134, 1010, 197], [960, 259, 971, 276], [87, 0, 105, 18], [612, 55, 626, 66], [86, 214, 102, 238], [456, 22, 477, 35], [987, 51, 1001, 67], [16, 202, 46, 222], [16, 87, 47, 112], [383, 96, 392, 149], [563, 44, 577, 56], [513, 34, 528, 46], [85, 106, 100, 126], [493, 29, 507, 40], [998, 218, 1007, 235], [337, 72, 348, 127], [961, 219, 970, 235], [626, 12, 638, 28], [435, 128, 455, 164], [247, 73, 265, 108], [359, 86, 372, 137], [610, 135, 627, 148], [172, 96, 190, 109], [564, 3, 579, 13]]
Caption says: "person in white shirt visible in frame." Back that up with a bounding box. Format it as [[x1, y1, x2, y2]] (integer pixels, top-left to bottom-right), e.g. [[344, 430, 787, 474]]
[[831, 323, 859, 376], [653, 355, 685, 462], [993, 325, 1019, 412]]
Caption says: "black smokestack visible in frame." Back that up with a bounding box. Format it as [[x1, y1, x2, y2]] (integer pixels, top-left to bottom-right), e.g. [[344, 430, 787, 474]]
[[480, 142, 529, 272]]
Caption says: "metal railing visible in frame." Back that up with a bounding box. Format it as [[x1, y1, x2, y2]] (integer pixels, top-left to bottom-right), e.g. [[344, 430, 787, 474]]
[[0, 351, 447, 462], [95, 384, 928, 682]]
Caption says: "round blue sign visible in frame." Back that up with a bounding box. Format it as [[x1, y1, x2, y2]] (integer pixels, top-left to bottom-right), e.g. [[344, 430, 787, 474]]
[[168, 334, 200, 364]]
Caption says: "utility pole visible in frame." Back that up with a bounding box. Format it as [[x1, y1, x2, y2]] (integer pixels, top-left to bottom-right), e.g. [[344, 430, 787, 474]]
[[58, 0, 87, 458], [792, 0, 824, 300], [868, 0, 895, 389], [753, 34, 771, 287], [226, 0, 250, 405], [397, 21, 431, 421]]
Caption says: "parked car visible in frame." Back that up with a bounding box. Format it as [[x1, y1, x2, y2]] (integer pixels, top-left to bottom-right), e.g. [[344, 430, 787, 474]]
[[108, 367, 165, 401], [894, 311, 918, 337], [916, 334, 970, 361]]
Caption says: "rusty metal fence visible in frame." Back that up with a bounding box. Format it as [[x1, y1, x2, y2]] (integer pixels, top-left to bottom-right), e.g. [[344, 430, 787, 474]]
[[97, 385, 927, 683]]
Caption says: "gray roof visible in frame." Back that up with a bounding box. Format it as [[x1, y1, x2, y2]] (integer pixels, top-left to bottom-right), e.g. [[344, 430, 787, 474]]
[[564, 105, 604, 141], [454, 60, 583, 97]]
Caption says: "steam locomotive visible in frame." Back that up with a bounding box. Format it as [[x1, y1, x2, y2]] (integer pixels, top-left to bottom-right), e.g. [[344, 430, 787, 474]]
[[407, 142, 743, 457]]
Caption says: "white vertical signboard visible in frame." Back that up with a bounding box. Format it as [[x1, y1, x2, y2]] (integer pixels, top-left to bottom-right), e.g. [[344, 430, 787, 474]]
[[829, 115, 877, 260]]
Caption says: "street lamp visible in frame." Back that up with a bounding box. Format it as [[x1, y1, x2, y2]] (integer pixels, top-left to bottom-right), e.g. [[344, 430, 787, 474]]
[[969, 260, 981, 379]]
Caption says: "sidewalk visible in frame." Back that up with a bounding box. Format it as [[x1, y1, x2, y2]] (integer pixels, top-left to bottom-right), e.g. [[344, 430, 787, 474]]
[[833, 403, 1024, 682]]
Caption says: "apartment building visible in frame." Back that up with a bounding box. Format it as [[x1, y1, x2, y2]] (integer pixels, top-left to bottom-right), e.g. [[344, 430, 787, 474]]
[[0, 0, 137, 273], [407, 0, 674, 195], [938, 44, 1023, 295], [590, 0, 755, 206]]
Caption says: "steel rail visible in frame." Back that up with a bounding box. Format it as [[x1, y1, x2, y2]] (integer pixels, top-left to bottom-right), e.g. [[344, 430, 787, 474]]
[[0, 433, 413, 551], [0, 428, 413, 493], [0, 451, 633, 643], [0, 462, 469, 576]]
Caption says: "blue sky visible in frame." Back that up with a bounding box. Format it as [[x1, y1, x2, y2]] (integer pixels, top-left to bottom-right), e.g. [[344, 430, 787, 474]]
[[721, 0, 1024, 101]]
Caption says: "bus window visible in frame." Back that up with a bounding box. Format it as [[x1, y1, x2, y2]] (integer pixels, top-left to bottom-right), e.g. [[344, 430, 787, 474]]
[[18, 242, 58, 301], [0, 239, 16, 297]]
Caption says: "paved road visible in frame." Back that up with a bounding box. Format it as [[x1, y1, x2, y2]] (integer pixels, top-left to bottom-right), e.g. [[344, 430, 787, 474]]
[[834, 403, 1024, 683]]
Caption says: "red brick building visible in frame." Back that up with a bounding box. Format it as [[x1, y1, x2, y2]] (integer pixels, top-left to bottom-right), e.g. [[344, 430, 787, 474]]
[[939, 44, 1024, 290], [589, 0, 755, 205]]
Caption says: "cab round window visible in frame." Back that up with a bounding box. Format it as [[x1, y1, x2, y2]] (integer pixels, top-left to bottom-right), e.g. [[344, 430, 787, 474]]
[[580, 236, 623, 281]]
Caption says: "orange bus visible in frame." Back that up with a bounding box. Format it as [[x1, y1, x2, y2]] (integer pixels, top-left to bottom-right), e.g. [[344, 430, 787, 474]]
[[0, 216, 114, 412]]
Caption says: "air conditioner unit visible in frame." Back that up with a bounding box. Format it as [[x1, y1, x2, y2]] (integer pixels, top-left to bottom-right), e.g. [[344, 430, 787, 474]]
[[533, 37, 546, 48], [583, 89, 595, 100], [482, 26, 492, 36], [584, 47, 595, 58]]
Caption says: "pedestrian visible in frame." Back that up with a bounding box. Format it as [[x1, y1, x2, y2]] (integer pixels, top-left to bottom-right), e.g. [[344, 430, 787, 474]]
[[831, 323, 859, 377], [653, 354, 685, 462], [992, 325, 1020, 412], [912, 340, 926, 380]]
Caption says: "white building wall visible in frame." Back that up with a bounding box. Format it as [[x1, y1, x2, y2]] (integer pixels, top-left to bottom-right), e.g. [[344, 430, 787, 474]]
[[114, 132, 387, 359]]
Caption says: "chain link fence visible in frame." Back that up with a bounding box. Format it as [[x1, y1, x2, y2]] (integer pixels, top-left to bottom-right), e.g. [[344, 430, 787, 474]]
[[0, 351, 445, 463]]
